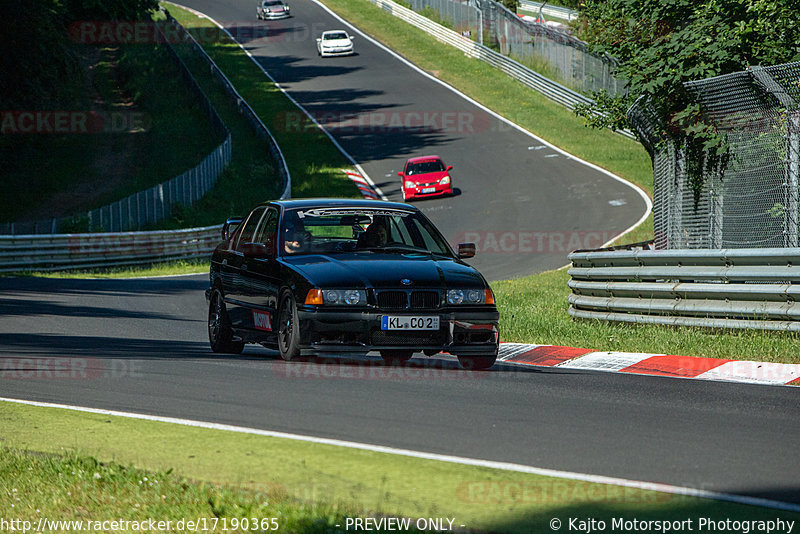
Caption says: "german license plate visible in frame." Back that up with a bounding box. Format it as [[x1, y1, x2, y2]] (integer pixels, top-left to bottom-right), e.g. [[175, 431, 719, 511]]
[[422, 187, 436, 193], [381, 315, 439, 330]]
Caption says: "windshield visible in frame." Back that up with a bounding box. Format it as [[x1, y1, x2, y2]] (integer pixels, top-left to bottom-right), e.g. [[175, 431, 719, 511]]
[[280, 207, 453, 257], [324, 32, 348, 40], [406, 159, 445, 175]]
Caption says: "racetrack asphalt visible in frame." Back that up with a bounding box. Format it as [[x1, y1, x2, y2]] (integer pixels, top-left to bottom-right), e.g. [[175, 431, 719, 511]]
[[3, 0, 796, 515], [1, 275, 798, 506], [175, 0, 648, 281]]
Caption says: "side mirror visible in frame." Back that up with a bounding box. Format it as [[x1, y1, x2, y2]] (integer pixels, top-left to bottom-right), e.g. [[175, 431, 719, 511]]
[[316, 38, 321, 42], [398, 171, 404, 177], [446, 165, 453, 172], [242, 242, 273, 258], [350, 36, 354, 40], [222, 217, 243, 241], [457, 243, 476, 259]]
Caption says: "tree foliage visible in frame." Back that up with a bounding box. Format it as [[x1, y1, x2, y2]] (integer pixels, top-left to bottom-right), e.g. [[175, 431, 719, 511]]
[[0, 0, 158, 109], [571, 0, 800, 197]]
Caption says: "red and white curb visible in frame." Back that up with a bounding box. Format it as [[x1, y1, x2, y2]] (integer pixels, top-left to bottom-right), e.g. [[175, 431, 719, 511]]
[[497, 343, 800, 387], [343, 169, 380, 199]]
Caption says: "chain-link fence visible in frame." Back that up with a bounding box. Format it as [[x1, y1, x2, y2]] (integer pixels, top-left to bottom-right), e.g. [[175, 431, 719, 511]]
[[402, 0, 624, 95], [629, 61, 800, 250]]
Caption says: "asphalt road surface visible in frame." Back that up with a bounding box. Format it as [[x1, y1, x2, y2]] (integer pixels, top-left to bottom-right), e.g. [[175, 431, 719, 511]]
[[177, 0, 648, 281], [1, 275, 798, 505]]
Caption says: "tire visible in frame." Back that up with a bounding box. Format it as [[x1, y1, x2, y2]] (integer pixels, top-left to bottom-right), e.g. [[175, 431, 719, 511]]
[[208, 289, 244, 354], [457, 354, 496, 371], [277, 290, 301, 361], [380, 350, 413, 365]]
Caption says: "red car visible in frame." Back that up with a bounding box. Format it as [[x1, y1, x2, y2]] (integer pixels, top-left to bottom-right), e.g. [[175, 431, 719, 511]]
[[399, 156, 453, 201]]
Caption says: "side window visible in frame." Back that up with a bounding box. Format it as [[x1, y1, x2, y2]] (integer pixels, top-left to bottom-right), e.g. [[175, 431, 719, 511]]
[[235, 208, 266, 251], [254, 208, 278, 246]]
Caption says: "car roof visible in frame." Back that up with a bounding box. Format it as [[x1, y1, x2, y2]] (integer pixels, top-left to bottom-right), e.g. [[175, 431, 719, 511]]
[[406, 155, 442, 163], [266, 198, 419, 212]]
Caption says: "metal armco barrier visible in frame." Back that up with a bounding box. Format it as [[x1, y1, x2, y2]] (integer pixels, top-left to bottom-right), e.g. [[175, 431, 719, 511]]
[[364, 0, 635, 138], [0, 226, 221, 273], [518, 0, 577, 21], [162, 11, 292, 201], [568, 247, 800, 332]]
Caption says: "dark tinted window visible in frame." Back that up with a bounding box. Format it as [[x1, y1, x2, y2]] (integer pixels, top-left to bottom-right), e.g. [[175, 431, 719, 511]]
[[235, 207, 266, 251]]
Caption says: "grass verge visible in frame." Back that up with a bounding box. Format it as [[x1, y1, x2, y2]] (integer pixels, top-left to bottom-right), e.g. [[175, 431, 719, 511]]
[[164, 4, 358, 203], [495, 268, 800, 363], [312, 0, 800, 362], [0, 42, 220, 225], [2, 401, 797, 533]]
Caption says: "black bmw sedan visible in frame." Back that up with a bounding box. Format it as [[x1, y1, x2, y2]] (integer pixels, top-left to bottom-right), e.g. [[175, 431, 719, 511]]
[[206, 199, 499, 369]]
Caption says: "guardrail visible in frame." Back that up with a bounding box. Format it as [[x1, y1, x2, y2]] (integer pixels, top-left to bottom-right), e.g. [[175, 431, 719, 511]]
[[568, 247, 800, 332], [0, 226, 221, 273], [364, 0, 634, 137], [0, 14, 293, 271], [518, 0, 577, 21], [162, 10, 292, 201]]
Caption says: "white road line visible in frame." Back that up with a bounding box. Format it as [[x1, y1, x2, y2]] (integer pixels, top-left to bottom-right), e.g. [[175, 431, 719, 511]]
[[2, 396, 798, 512], [165, 1, 387, 201], [305, 0, 652, 247]]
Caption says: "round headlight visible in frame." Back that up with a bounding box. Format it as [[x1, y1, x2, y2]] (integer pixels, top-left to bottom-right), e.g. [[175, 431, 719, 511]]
[[467, 289, 483, 303], [344, 290, 362, 305], [325, 290, 340, 304], [447, 289, 464, 305]]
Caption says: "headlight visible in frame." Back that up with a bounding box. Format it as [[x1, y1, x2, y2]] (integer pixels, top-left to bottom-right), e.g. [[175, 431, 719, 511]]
[[447, 288, 485, 305], [321, 289, 366, 305], [440, 175, 450, 185], [404, 181, 415, 189]]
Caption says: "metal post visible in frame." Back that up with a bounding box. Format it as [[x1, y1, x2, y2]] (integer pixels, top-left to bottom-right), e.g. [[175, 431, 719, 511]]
[[788, 111, 800, 247]]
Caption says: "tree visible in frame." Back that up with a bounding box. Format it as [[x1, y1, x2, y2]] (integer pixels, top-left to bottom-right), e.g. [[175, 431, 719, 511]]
[[572, 0, 800, 197]]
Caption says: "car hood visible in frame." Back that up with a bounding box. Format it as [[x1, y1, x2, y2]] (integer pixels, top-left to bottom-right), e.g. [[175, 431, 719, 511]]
[[282, 252, 485, 289], [265, 5, 286, 10], [406, 170, 449, 183], [321, 38, 351, 47]]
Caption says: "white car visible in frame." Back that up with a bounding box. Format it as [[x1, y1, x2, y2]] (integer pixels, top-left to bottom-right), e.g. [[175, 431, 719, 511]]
[[257, 0, 290, 20], [316, 30, 354, 57]]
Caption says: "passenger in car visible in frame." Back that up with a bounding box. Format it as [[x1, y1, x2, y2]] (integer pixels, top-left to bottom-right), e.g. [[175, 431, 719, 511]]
[[358, 219, 388, 248]]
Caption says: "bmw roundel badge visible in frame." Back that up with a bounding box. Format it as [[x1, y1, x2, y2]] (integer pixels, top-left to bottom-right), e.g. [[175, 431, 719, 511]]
[[400, 278, 412, 286]]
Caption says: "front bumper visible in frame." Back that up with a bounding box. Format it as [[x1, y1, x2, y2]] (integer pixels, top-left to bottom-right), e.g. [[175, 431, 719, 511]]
[[403, 182, 452, 200], [296, 307, 499, 356], [320, 47, 354, 56], [259, 10, 290, 19]]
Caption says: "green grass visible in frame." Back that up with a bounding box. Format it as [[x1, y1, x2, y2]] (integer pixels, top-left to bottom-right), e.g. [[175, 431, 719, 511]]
[[164, 5, 359, 206], [2, 401, 797, 533], [0, 43, 221, 225], [318, 0, 653, 198], [495, 268, 800, 363]]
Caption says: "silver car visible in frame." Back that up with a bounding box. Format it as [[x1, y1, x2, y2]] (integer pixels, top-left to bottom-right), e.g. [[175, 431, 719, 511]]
[[257, 0, 290, 20]]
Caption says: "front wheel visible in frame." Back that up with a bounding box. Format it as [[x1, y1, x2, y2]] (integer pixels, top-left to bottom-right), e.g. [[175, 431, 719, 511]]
[[457, 354, 496, 371], [208, 289, 244, 354], [278, 290, 301, 361]]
